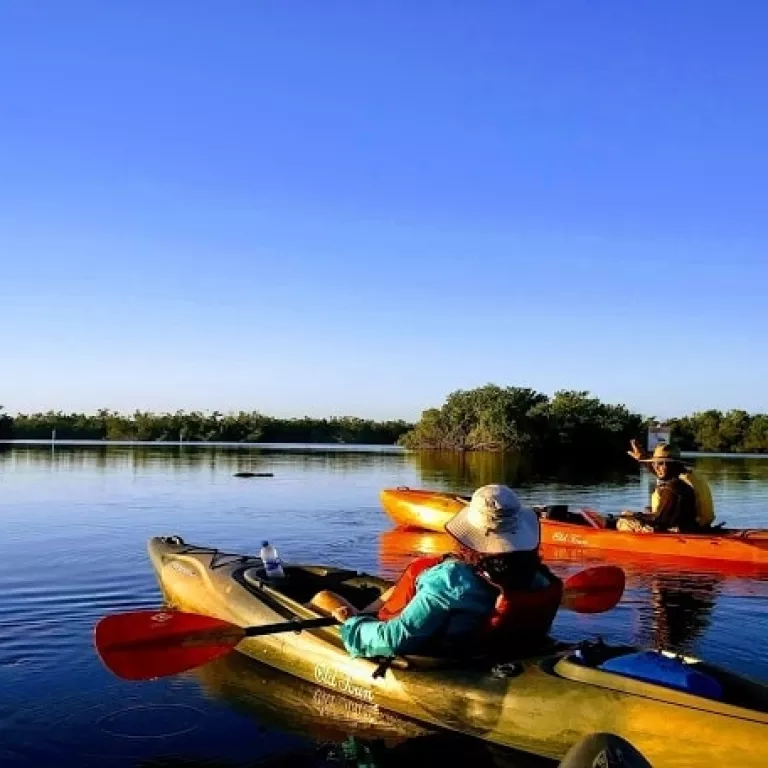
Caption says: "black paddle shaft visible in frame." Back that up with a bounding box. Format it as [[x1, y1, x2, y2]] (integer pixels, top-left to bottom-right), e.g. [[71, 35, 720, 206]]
[[242, 616, 339, 638]]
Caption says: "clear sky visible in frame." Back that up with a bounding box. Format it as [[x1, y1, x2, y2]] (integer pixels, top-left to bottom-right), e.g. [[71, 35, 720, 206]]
[[2, 2, 767, 421]]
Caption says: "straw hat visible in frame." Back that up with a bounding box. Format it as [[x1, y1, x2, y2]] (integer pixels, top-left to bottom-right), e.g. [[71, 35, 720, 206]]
[[639, 443, 686, 464], [444, 484, 539, 555]]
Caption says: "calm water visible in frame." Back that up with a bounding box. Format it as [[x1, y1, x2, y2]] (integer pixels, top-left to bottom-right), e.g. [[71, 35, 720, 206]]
[[2, 444, 768, 767]]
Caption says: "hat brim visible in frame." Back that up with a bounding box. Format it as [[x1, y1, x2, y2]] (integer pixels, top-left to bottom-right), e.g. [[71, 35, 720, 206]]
[[444, 505, 540, 555], [639, 457, 686, 464]]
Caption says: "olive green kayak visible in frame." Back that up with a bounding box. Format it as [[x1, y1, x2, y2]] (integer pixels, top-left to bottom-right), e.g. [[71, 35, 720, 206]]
[[195, 653, 641, 766], [148, 535, 768, 767]]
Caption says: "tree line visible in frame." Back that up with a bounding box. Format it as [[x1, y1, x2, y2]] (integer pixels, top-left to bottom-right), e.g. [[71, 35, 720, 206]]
[[0, 407, 411, 445], [395, 385, 768, 457], [396, 385, 644, 462], [666, 410, 768, 454], [3, 393, 768, 454]]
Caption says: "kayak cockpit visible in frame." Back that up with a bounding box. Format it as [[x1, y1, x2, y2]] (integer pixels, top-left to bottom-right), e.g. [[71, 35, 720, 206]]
[[235, 563, 483, 671], [234, 562, 562, 672], [238, 563, 390, 611]]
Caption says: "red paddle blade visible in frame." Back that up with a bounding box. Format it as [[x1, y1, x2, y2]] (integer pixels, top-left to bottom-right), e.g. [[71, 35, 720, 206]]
[[94, 609, 245, 681], [562, 565, 625, 614]]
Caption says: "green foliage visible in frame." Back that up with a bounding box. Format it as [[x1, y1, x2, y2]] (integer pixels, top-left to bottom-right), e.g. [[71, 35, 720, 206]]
[[399, 385, 643, 462], [665, 416, 697, 451], [742, 416, 768, 453], [537, 390, 644, 460], [665, 410, 768, 454], [401, 386, 768, 456], [0, 406, 13, 440], [4, 409, 411, 445], [719, 410, 751, 451], [691, 409, 725, 453], [398, 385, 549, 452], [4, 395, 768, 454]]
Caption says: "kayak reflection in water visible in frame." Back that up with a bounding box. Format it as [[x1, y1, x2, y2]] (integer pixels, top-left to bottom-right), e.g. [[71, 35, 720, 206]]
[[649, 573, 720, 652], [619, 440, 711, 533], [310, 485, 563, 660]]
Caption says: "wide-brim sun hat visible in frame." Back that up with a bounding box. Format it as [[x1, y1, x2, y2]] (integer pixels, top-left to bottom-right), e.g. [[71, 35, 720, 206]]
[[639, 443, 687, 464], [444, 484, 540, 555]]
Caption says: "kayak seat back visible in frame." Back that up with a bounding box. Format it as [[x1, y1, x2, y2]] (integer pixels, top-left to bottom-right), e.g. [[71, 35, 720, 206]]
[[536, 505, 597, 527], [598, 651, 723, 700]]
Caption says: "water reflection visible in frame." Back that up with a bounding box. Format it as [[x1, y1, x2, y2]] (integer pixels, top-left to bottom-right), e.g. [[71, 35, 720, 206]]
[[647, 574, 720, 652], [192, 652, 550, 768], [378, 529, 457, 579], [3, 443, 768, 765], [0, 443, 410, 476], [410, 451, 636, 490], [410, 450, 768, 488]]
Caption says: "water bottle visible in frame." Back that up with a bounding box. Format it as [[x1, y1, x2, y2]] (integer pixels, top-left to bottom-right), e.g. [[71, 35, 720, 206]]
[[260, 540, 285, 579]]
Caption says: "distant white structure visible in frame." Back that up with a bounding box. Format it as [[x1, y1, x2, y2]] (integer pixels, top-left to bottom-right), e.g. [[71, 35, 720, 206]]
[[647, 423, 671, 451]]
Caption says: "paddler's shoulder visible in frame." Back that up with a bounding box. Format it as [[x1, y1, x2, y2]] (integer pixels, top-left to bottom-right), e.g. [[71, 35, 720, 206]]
[[417, 558, 486, 596]]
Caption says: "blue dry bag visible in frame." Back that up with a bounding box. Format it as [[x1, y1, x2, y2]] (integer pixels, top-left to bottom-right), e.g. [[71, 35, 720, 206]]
[[599, 651, 723, 700]]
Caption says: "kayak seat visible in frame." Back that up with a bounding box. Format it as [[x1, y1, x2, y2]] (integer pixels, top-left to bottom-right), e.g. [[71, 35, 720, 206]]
[[536, 505, 596, 527]]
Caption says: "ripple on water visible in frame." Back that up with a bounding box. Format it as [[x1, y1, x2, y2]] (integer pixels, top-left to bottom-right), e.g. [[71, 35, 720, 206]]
[[2, 684, 242, 766]]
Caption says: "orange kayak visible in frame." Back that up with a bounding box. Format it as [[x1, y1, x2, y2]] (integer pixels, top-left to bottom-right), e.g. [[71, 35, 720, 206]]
[[380, 487, 768, 568]]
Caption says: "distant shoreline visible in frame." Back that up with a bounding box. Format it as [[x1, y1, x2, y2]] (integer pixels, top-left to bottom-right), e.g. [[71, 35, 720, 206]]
[[0, 438, 409, 455], [0, 439, 407, 452], [3, 394, 768, 455], [5, 440, 768, 461], [0, 410, 411, 446]]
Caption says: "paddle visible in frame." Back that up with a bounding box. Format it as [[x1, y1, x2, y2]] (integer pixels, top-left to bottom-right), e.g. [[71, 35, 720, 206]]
[[95, 565, 625, 681], [94, 611, 339, 681], [560, 564, 625, 614]]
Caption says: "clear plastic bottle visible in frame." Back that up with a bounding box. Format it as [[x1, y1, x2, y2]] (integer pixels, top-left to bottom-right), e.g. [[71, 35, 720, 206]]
[[260, 540, 285, 579]]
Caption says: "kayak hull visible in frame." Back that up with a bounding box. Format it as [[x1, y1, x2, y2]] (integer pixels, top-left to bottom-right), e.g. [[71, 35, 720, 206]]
[[380, 488, 768, 568], [147, 535, 768, 768]]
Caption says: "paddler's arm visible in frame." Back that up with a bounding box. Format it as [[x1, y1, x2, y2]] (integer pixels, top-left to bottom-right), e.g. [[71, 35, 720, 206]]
[[339, 562, 482, 659], [628, 439, 649, 465], [339, 585, 455, 659]]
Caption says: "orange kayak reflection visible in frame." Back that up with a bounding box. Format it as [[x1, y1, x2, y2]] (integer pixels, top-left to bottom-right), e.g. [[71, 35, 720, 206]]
[[378, 529, 458, 580]]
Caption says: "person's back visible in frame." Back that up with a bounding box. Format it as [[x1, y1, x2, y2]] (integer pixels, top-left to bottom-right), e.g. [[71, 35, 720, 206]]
[[653, 474, 698, 532], [679, 469, 715, 528], [341, 556, 497, 658], [482, 563, 562, 656], [334, 484, 552, 660]]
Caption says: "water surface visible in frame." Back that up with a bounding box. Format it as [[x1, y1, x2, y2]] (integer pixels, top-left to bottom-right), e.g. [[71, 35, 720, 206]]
[[2, 444, 767, 766]]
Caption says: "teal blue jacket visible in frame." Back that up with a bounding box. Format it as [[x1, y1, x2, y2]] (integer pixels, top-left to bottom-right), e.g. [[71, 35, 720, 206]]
[[340, 559, 496, 659]]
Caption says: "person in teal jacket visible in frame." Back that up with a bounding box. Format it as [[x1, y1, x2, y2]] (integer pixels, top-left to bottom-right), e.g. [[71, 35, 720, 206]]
[[340, 555, 499, 658], [313, 484, 543, 659]]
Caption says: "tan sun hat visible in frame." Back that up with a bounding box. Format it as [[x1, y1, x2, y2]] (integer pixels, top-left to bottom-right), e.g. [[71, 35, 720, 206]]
[[639, 443, 686, 464], [444, 484, 540, 555]]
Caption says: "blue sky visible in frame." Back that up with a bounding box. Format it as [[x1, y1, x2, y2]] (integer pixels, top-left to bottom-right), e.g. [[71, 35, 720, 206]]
[[2, 2, 767, 421]]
